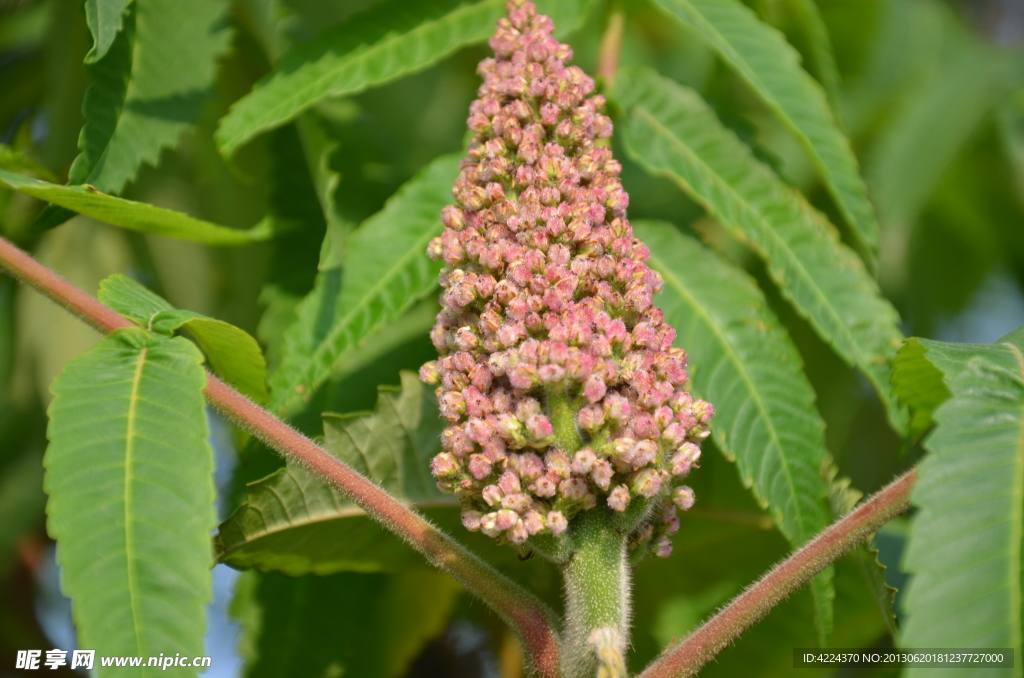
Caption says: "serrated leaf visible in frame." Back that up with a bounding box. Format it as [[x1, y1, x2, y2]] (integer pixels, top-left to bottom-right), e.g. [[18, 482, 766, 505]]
[[269, 154, 458, 414], [98, 274, 269, 403], [779, 0, 843, 121], [823, 461, 899, 639], [892, 338, 953, 444], [232, 569, 460, 678], [38, 0, 231, 229], [636, 221, 834, 645], [216, 0, 595, 157], [650, 0, 879, 263], [618, 68, 907, 436], [44, 328, 215, 676], [84, 0, 133, 63], [901, 338, 1024, 674], [1, 169, 275, 245], [850, 543, 899, 640], [216, 372, 454, 574]]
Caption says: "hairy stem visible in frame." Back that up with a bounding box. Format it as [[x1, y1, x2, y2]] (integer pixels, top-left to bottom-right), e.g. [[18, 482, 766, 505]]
[[548, 385, 584, 453], [563, 509, 631, 678], [638, 468, 918, 678], [0, 234, 563, 678]]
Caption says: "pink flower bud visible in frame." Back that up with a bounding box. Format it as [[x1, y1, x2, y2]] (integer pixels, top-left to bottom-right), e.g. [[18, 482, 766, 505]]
[[672, 485, 696, 511], [480, 512, 501, 537], [591, 459, 614, 490], [693, 399, 715, 423], [547, 511, 568, 536], [468, 454, 494, 480], [495, 509, 519, 531], [571, 448, 596, 474], [482, 484, 503, 507], [577, 405, 605, 430], [498, 470, 522, 495], [515, 452, 544, 480], [431, 453, 460, 478], [559, 477, 589, 501], [545, 449, 572, 478], [671, 442, 701, 477], [631, 468, 663, 498], [419, 361, 441, 385], [531, 473, 558, 497], [652, 536, 673, 558], [508, 519, 529, 544], [523, 510, 546, 534], [501, 492, 532, 512], [607, 484, 631, 512], [526, 414, 554, 441], [604, 394, 631, 424], [461, 510, 483, 531]]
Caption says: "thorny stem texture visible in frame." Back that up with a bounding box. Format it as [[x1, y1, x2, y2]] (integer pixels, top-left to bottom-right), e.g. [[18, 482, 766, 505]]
[[638, 468, 918, 678], [0, 234, 563, 678]]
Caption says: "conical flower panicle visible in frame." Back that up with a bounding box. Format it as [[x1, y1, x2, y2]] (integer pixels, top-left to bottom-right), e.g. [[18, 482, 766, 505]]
[[421, 0, 713, 558]]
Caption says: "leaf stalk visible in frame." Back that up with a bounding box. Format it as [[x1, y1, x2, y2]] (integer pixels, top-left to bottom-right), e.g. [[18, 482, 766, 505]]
[[638, 467, 917, 678], [0, 234, 563, 678]]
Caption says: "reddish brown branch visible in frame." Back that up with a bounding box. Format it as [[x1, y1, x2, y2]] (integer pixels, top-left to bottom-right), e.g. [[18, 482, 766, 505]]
[[0, 235, 562, 678], [639, 468, 917, 678]]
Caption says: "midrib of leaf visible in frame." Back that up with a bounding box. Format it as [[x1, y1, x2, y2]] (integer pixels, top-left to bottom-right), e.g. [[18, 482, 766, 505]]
[[311, 224, 438, 381], [269, 0, 499, 123], [124, 345, 148, 658], [215, 488, 457, 562], [654, 0, 876, 262], [650, 251, 811, 537], [634, 106, 873, 382]]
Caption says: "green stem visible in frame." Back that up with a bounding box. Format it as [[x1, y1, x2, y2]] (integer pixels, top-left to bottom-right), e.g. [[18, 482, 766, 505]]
[[548, 385, 584, 453], [563, 509, 631, 678]]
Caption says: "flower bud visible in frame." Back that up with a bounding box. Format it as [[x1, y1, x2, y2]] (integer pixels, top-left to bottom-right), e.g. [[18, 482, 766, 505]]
[[672, 485, 696, 511]]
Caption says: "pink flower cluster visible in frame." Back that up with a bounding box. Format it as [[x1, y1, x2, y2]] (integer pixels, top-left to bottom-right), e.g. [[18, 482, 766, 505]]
[[420, 0, 712, 558]]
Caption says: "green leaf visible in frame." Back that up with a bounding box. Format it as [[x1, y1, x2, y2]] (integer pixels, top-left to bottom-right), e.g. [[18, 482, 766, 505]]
[[44, 328, 215, 675], [892, 338, 954, 444], [215, 0, 596, 157], [0, 142, 56, 181], [618, 68, 907, 435], [636, 221, 834, 645], [98, 274, 269, 403], [1, 169, 275, 245], [216, 372, 454, 574], [269, 154, 458, 414], [83, 0, 133, 63], [901, 338, 1024, 670], [823, 462, 899, 639], [38, 0, 231, 229], [649, 0, 879, 263], [232, 569, 460, 678], [778, 0, 843, 121]]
